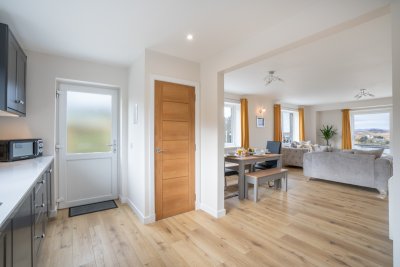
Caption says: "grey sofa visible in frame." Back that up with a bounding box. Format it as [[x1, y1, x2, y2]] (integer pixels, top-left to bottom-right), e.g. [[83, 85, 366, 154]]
[[303, 151, 393, 196], [282, 147, 310, 167]]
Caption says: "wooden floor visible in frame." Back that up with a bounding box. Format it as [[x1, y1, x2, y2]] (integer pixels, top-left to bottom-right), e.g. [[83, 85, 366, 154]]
[[38, 168, 393, 267]]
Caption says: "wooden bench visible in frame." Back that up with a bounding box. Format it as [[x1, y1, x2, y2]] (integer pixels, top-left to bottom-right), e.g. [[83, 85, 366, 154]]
[[245, 168, 288, 202]]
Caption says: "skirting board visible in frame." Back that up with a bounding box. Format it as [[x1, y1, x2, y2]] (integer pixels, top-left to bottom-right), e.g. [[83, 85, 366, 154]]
[[120, 196, 155, 224], [200, 203, 226, 218], [119, 196, 225, 222]]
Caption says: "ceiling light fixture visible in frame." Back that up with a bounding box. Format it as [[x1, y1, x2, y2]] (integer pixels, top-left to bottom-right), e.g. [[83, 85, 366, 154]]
[[264, 71, 284, 86], [186, 34, 194, 41], [354, 89, 375, 100]]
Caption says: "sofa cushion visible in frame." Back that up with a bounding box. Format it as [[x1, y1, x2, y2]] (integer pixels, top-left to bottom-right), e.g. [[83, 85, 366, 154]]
[[353, 148, 384, 159], [291, 141, 299, 148]]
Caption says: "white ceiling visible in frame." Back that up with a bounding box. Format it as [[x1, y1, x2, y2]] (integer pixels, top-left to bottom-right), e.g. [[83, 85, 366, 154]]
[[0, 0, 319, 66], [224, 13, 392, 106]]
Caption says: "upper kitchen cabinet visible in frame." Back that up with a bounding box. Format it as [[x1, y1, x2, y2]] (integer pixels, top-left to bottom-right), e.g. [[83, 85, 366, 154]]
[[0, 23, 27, 116]]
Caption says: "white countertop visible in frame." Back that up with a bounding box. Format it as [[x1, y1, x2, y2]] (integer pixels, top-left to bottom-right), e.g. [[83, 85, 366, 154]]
[[0, 156, 53, 228]]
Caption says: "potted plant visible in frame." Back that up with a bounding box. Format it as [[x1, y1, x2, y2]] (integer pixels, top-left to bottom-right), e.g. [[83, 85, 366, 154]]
[[320, 125, 337, 146]]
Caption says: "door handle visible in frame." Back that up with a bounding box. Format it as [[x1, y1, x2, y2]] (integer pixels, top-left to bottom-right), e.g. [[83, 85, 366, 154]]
[[15, 99, 24, 105], [35, 234, 45, 239], [107, 140, 117, 153], [155, 147, 165, 153], [35, 203, 45, 208]]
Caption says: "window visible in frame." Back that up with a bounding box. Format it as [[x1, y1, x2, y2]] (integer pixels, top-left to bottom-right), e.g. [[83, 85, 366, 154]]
[[224, 102, 241, 147], [351, 108, 391, 152], [281, 109, 299, 145]]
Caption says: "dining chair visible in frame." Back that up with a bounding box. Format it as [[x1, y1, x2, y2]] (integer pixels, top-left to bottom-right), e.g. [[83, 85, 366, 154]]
[[224, 159, 239, 198], [255, 141, 282, 170]]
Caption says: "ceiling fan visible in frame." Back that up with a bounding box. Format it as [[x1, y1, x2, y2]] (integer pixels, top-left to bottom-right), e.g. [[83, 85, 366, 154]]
[[264, 71, 284, 86], [354, 89, 375, 100]]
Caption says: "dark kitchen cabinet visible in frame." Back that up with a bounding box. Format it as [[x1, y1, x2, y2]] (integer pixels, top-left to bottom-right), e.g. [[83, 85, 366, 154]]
[[12, 192, 33, 267], [0, 23, 27, 116], [0, 162, 53, 267], [33, 172, 48, 265], [0, 220, 12, 267]]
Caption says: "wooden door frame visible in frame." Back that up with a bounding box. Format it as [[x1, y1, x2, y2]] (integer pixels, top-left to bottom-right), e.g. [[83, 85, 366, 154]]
[[149, 75, 201, 222]]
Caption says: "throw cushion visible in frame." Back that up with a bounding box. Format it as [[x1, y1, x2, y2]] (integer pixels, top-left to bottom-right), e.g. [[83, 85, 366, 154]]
[[312, 145, 332, 152], [353, 148, 384, 159], [319, 145, 330, 152]]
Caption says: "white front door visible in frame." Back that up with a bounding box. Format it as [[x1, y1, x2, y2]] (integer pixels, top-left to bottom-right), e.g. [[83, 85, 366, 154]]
[[57, 83, 118, 209]]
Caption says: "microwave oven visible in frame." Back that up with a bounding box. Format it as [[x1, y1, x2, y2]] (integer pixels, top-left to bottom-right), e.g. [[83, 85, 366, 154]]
[[0, 139, 43, 162]]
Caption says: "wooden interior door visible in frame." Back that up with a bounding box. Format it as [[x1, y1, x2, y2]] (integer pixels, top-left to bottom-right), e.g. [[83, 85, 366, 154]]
[[155, 80, 195, 220]]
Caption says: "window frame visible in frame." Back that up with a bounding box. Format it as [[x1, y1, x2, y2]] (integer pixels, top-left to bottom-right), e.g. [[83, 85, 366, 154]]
[[281, 109, 299, 145], [350, 107, 392, 152], [224, 101, 241, 148]]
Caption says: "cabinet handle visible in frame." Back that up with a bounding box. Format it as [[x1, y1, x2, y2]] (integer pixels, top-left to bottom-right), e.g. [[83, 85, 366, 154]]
[[35, 203, 45, 208], [37, 179, 45, 185], [35, 234, 45, 239], [15, 99, 24, 105]]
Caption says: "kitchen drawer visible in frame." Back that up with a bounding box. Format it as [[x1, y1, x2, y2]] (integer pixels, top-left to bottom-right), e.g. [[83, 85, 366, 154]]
[[35, 174, 46, 194], [34, 176, 47, 222], [33, 211, 46, 259]]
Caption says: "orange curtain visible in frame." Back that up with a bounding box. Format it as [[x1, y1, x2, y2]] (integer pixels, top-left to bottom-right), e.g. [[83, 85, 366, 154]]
[[342, 109, 352, 149], [273, 104, 282, 142], [298, 107, 305, 141], [240, 99, 249, 149]]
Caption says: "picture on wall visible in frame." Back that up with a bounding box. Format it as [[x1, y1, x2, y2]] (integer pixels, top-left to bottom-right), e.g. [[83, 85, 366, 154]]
[[256, 117, 265, 128]]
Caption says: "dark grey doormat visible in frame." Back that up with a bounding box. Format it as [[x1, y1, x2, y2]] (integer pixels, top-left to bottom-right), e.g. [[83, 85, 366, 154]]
[[69, 200, 118, 217]]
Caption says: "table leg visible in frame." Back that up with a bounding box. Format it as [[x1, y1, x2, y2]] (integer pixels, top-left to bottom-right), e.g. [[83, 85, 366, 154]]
[[239, 163, 245, 199], [277, 157, 282, 168], [244, 179, 248, 199], [285, 172, 288, 192]]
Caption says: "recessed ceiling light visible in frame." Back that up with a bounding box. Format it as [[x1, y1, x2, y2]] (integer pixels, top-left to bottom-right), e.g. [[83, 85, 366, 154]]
[[186, 34, 193, 41]]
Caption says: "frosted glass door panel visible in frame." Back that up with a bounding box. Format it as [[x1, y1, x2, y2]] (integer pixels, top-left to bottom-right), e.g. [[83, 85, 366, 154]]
[[66, 91, 112, 153]]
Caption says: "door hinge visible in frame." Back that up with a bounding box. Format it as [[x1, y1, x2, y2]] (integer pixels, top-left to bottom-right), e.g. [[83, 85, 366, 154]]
[[55, 144, 63, 151], [56, 89, 62, 98]]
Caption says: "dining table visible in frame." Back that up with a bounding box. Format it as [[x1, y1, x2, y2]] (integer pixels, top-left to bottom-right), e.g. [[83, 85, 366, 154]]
[[224, 153, 282, 200]]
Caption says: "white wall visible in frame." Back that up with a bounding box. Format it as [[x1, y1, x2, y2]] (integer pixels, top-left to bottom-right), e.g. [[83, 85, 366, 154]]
[[126, 52, 146, 220], [126, 50, 200, 223], [304, 106, 317, 142], [245, 95, 274, 149], [316, 110, 342, 147], [390, 1, 400, 266], [0, 51, 129, 212]]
